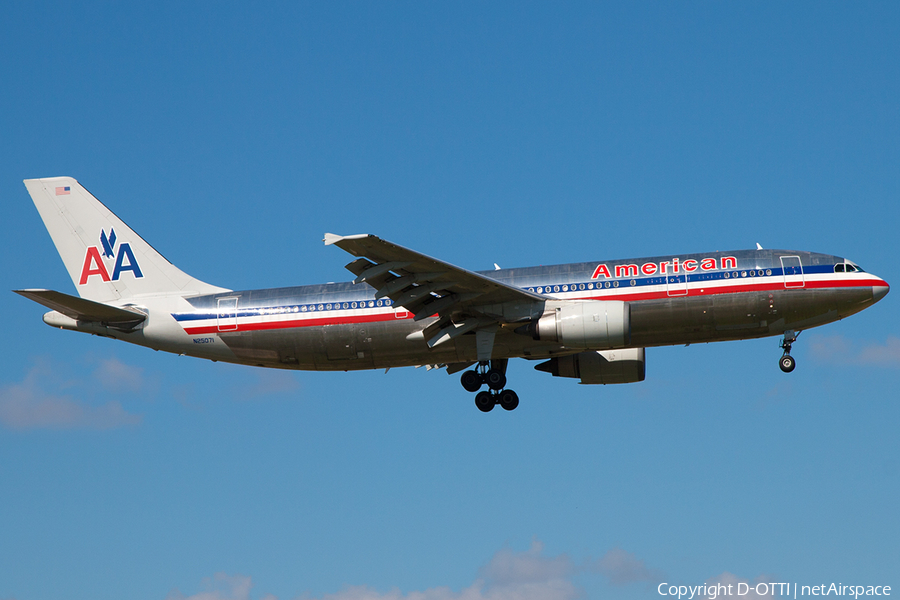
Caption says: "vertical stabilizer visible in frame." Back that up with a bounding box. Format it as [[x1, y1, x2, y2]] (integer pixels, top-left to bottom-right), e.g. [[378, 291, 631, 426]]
[[23, 177, 228, 302]]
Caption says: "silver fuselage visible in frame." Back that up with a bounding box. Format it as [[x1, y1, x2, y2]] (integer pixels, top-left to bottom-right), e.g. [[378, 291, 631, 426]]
[[115, 248, 885, 371]]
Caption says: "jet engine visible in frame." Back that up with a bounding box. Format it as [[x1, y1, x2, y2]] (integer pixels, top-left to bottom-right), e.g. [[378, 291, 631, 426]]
[[524, 300, 630, 348], [535, 348, 646, 384]]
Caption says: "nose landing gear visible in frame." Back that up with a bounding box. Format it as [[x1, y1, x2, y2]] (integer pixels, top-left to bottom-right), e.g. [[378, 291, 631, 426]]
[[779, 330, 799, 373], [460, 360, 519, 412]]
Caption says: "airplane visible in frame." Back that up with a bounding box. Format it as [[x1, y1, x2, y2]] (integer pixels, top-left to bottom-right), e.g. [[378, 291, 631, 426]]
[[15, 177, 890, 412]]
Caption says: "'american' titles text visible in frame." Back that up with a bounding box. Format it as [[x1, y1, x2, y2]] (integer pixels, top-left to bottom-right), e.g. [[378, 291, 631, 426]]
[[592, 256, 738, 280]]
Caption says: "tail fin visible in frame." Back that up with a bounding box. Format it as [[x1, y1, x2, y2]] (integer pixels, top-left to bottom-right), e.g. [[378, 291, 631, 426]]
[[24, 177, 228, 302]]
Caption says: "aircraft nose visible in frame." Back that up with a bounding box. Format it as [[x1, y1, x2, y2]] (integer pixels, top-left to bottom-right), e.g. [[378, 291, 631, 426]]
[[873, 281, 890, 303]]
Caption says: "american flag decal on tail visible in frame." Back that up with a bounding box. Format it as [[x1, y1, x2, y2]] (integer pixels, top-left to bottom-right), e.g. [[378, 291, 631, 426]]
[[55, 186, 70, 195]]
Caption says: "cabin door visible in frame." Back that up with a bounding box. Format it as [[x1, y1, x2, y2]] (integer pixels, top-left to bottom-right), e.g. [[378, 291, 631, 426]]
[[217, 297, 239, 331], [780, 256, 805, 289]]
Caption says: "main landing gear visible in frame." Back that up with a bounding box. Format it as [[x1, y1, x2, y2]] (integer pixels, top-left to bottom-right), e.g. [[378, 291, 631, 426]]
[[460, 360, 519, 412], [779, 330, 799, 373]]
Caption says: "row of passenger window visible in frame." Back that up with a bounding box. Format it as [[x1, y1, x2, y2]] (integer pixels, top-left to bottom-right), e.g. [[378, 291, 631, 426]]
[[525, 270, 774, 294], [255, 299, 394, 315]]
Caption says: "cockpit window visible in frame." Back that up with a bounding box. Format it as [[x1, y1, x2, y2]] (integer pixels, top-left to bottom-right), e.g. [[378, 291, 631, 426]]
[[837, 261, 866, 273]]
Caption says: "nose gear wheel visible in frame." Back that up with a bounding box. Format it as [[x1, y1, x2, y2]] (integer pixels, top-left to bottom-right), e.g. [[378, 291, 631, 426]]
[[778, 330, 800, 373], [779, 354, 796, 373]]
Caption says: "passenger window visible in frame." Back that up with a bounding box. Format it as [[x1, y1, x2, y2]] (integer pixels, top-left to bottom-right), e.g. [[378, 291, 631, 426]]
[[834, 264, 844, 273]]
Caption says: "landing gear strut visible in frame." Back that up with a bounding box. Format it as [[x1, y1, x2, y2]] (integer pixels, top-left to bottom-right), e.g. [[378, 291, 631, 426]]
[[460, 360, 519, 412], [779, 330, 799, 373]]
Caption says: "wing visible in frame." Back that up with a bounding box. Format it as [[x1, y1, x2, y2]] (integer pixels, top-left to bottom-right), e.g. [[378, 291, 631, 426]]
[[324, 233, 546, 355]]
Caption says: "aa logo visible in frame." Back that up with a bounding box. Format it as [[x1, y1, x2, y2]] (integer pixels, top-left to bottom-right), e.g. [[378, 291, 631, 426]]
[[79, 228, 144, 285]]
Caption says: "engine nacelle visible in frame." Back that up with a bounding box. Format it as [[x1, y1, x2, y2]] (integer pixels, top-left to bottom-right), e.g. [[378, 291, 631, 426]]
[[535, 348, 646, 384], [528, 300, 630, 348]]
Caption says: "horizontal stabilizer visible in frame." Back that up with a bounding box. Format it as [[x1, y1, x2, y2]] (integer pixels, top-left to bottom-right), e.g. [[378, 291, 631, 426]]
[[14, 289, 146, 327]]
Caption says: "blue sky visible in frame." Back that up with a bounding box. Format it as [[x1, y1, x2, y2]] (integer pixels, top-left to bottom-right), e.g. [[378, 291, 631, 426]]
[[1, 3, 898, 599]]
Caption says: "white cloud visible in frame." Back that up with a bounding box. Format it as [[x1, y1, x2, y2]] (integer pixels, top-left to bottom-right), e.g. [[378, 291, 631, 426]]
[[855, 336, 900, 366], [296, 543, 581, 600], [166, 542, 670, 600], [164, 573, 274, 600], [809, 335, 900, 367], [0, 359, 142, 430], [479, 540, 575, 586], [235, 369, 301, 400], [168, 541, 587, 600], [594, 547, 662, 586], [312, 585, 476, 600], [94, 357, 146, 393]]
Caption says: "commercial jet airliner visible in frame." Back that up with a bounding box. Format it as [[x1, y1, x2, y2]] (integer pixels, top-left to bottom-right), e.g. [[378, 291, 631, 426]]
[[16, 177, 890, 412]]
